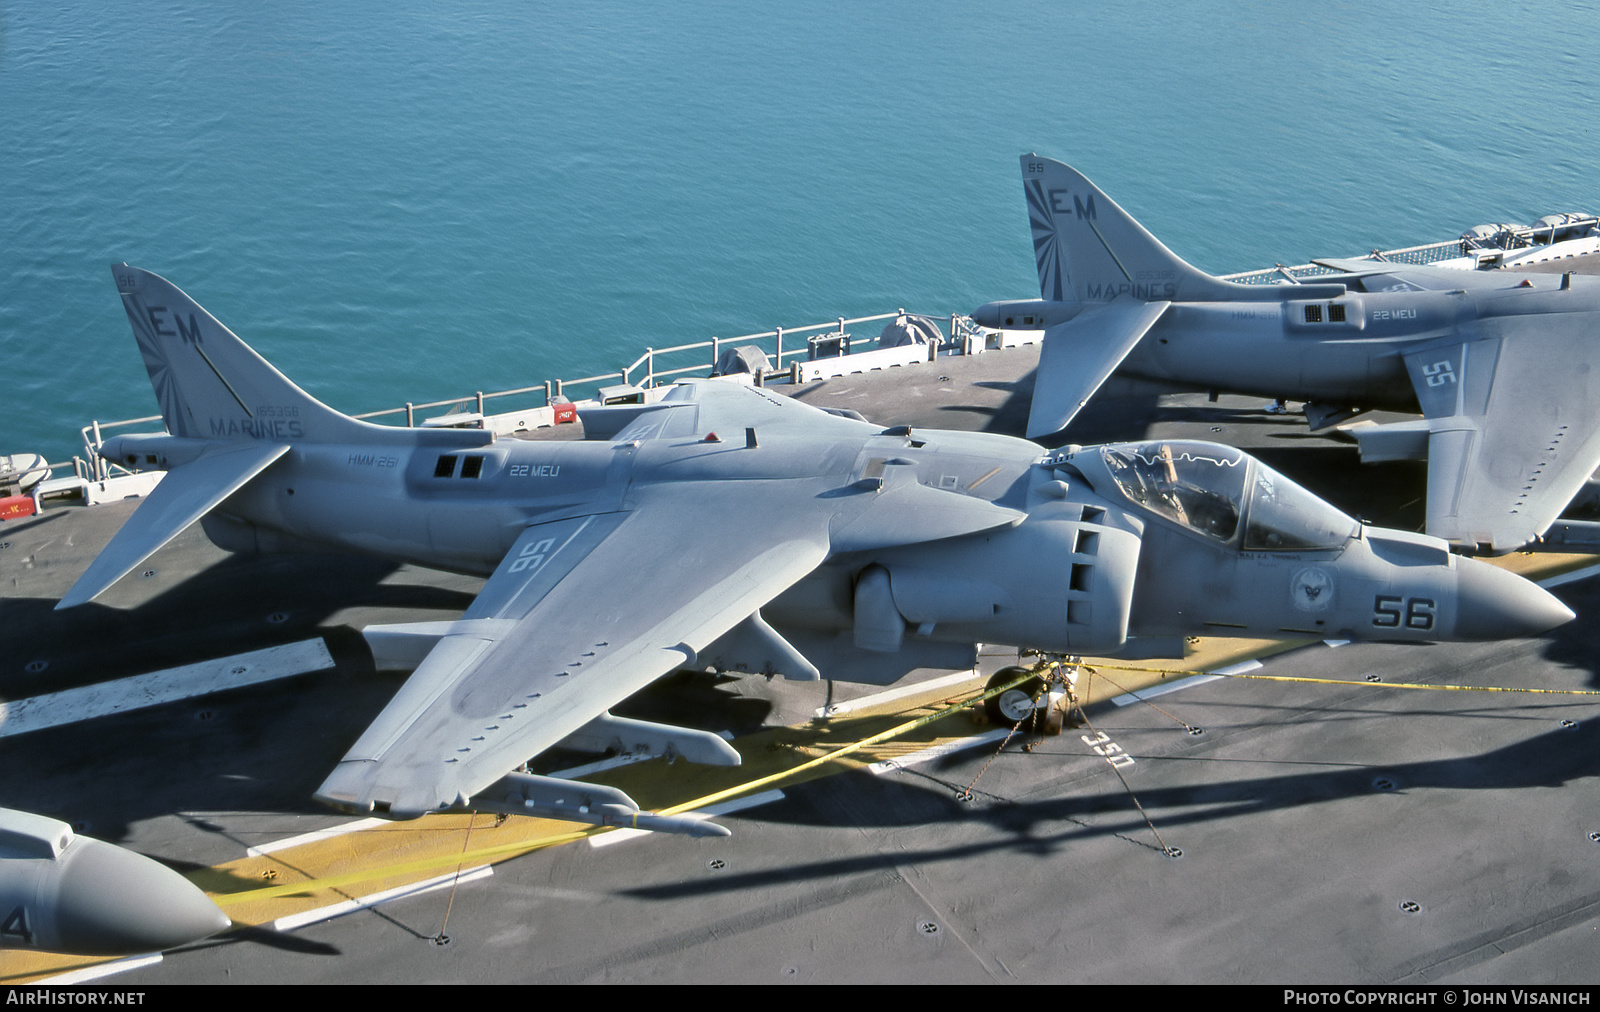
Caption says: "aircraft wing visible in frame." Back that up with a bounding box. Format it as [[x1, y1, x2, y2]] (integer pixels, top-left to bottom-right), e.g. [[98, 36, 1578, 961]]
[[316, 378, 1026, 818], [1403, 314, 1600, 550], [1026, 299, 1170, 439], [1309, 259, 1485, 293], [315, 488, 831, 817]]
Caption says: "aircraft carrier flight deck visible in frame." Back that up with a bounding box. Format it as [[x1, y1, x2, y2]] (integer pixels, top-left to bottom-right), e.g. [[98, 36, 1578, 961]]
[[3, 253, 1600, 986]]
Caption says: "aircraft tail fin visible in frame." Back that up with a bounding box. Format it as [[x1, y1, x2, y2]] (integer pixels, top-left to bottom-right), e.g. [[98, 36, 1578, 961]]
[[1020, 155, 1339, 304], [111, 265, 406, 445]]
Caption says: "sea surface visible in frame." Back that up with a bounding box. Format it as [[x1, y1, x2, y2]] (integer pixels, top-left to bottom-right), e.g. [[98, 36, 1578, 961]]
[[4, 1, 1599, 465]]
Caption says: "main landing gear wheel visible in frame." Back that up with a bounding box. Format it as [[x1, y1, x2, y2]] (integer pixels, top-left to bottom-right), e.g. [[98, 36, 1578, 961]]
[[984, 666, 1046, 729]]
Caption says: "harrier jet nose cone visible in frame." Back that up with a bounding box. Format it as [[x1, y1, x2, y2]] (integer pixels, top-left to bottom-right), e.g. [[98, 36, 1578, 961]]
[[1454, 561, 1575, 640]]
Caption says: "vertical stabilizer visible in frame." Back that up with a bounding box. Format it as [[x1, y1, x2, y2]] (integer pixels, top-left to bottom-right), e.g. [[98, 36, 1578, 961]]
[[1022, 154, 1224, 303], [1020, 155, 1328, 304], [112, 264, 398, 444]]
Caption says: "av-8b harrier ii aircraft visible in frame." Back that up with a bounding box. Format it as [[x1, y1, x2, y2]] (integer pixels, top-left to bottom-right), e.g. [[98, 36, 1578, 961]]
[[57, 266, 1570, 832], [974, 154, 1600, 555]]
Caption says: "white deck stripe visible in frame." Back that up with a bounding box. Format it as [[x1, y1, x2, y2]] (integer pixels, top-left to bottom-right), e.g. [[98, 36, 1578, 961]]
[[816, 669, 979, 717], [1111, 660, 1261, 707], [247, 817, 391, 856], [0, 638, 334, 738], [867, 729, 1012, 774], [1538, 562, 1600, 589], [272, 865, 494, 932], [41, 954, 162, 984]]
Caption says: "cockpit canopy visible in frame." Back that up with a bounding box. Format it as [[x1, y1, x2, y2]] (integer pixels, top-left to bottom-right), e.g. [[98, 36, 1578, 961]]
[[1092, 441, 1359, 552]]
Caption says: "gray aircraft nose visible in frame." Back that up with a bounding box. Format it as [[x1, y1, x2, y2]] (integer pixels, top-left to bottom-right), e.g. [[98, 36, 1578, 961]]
[[55, 837, 231, 955], [1453, 560, 1575, 640]]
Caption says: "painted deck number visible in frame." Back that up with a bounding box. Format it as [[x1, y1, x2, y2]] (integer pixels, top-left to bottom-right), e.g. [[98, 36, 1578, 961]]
[[1083, 730, 1136, 768]]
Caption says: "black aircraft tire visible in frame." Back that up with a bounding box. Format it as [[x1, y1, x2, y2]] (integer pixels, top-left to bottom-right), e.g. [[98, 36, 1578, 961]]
[[984, 667, 1046, 729]]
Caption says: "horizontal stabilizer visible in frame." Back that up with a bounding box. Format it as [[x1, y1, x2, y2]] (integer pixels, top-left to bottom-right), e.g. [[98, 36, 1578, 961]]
[[56, 441, 289, 609], [1026, 300, 1170, 439]]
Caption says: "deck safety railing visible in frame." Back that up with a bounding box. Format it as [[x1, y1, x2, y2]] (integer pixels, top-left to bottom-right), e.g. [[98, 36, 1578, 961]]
[[1219, 239, 1468, 284], [27, 220, 1592, 493], [341, 311, 941, 428], [58, 311, 966, 485]]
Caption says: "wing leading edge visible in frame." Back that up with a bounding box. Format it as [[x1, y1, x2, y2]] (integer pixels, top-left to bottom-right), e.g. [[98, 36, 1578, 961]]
[[1401, 314, 1600, 551]]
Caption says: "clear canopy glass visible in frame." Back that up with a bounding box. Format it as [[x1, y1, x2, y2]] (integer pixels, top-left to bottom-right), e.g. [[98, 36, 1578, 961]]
[[1099, 441, 1357, 551]]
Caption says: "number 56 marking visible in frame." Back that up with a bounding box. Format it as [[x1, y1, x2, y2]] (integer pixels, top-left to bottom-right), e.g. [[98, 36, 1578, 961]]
[[1373, 595, 1435, 630]]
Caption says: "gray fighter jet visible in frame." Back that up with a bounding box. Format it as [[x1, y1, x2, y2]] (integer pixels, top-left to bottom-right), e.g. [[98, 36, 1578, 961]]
[[58, 266, 1571, 831], [0, 807, 229, 956], [973, 155, 1600, 555]]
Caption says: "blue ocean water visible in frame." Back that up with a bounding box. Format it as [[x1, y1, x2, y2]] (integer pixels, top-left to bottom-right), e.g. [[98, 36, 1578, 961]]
[[4, 1, 1600, 465]]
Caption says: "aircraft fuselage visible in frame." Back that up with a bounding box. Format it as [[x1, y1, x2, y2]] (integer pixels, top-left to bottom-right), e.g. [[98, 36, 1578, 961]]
[[108, 411, 1566, 661], [982, 268, 1600, 413]]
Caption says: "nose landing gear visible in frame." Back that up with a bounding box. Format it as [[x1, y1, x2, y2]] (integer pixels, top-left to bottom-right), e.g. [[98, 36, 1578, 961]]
[[980, 659, 1085, 735]]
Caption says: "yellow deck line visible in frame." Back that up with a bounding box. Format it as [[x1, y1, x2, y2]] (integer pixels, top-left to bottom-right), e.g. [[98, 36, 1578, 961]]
[[7, 549, 1595, 982]]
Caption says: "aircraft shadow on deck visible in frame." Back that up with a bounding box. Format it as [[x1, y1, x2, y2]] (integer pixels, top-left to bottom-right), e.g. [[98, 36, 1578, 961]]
[[3, 548, 479, 678], [938, 369, 1168, 446], [0, 548, 488, 844], [617, 715, 1600, 903]]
